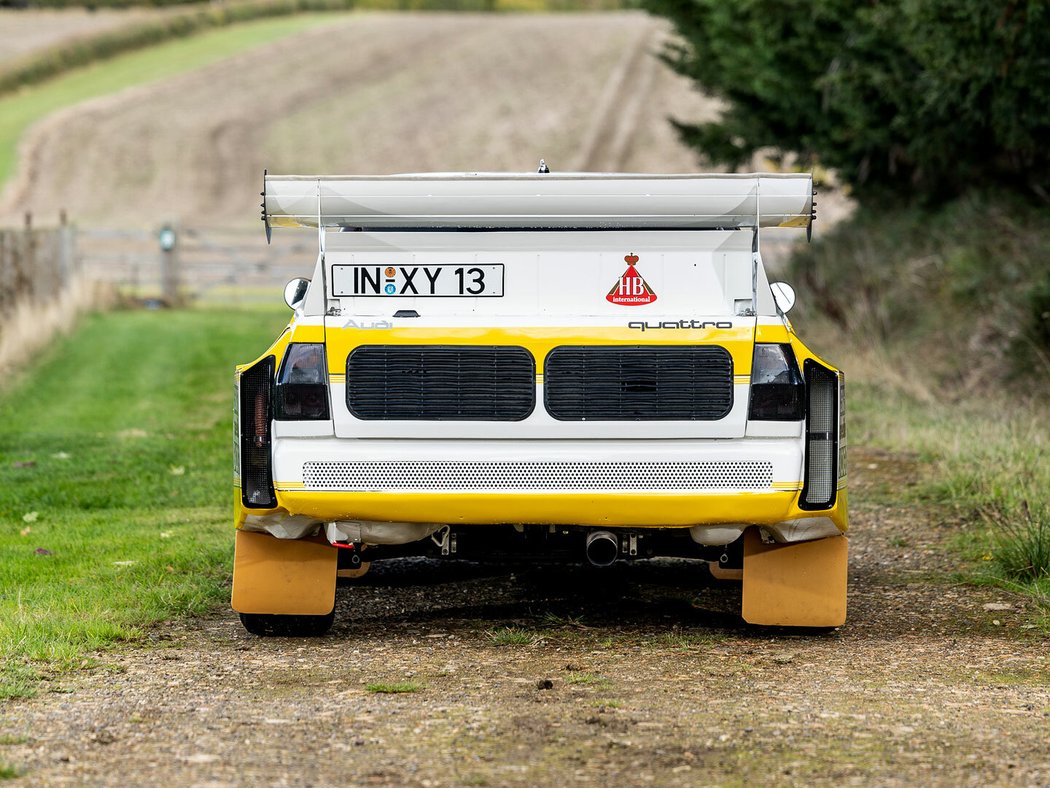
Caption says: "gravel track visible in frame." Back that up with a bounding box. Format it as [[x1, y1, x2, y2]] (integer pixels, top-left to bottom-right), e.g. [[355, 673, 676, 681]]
[[2, 449, 1048, 786]]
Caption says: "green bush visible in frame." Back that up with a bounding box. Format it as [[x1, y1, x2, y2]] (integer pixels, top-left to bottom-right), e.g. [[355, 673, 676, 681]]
[[643, 0, 1050, 205], [986, 501, 1050, 584], [788, 190, 1050, 382]]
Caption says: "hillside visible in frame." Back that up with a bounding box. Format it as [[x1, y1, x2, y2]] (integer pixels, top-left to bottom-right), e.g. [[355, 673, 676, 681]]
[[0, 12, 715, 228], [0, 7, 168, 69]]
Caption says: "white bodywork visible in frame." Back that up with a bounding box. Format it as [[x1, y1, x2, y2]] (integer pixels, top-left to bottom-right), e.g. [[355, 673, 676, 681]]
[[263, 172, 814, 231], [239, 172, 842, 547]]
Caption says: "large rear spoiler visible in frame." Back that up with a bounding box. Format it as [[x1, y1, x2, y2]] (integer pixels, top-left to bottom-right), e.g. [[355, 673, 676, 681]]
[[261, 172, 815, 239]]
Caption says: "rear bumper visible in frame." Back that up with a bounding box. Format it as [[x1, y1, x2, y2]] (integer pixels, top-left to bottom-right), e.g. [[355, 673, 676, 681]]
[[270, 487, 847, 532], [271, 436, 806, 492], [236, 435, 847, 537]]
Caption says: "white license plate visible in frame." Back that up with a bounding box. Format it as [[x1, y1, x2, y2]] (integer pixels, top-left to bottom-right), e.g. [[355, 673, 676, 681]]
[[331, 264, 504, 297]]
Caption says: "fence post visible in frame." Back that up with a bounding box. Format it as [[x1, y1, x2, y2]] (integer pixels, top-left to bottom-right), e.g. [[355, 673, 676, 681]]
[[0, 230, 8, 317], [59, 210, 76, 284], [159, 223, 179, 306], [20, 212, 34, 303]]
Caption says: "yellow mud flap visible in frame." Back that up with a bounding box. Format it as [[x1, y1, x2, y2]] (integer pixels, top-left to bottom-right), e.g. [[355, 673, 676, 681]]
[[741, 528, 847, 627], [231, 530, 337, 616]]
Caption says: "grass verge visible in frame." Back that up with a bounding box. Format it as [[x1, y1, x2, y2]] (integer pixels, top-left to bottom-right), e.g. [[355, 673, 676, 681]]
[[0, 306, 287, 699], [811, 332, 1050, 622], [790, 187, 1050, 622], [0, 276, 114, 376]]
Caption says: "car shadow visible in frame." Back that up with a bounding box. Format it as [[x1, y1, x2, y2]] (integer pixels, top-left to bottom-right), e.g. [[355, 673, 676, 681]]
[[332, 556, 753, 636]]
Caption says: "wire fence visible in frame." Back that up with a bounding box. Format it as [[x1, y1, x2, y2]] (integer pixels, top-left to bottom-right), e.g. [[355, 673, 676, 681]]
[[0, 218, 77, 318], [76, 225, 315, 307], [1, 218, 316, 315]]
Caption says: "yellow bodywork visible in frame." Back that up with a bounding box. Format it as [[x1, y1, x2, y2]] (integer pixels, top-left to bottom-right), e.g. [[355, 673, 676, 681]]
[[231, 530, 337, 616], [323, 324, 757, 375], [741, 528, 848, 627], [267, 488, 847, 531]]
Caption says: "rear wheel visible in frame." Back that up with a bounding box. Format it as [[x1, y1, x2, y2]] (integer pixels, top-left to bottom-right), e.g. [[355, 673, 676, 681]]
[[239, 611, 334, 637]]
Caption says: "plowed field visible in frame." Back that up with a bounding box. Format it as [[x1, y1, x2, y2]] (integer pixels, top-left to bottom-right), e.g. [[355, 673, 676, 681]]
[[0, 12, 716, 228]]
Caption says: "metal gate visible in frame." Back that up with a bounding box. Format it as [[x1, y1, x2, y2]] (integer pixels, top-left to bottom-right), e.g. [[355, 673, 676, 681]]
[[77, 225, 317, 306]]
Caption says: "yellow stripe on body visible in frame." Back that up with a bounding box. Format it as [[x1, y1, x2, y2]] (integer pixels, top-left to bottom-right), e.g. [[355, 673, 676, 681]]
[[324, 326, 756, 376], [289, 324, 324, 343], [273, 489, 848, 532]]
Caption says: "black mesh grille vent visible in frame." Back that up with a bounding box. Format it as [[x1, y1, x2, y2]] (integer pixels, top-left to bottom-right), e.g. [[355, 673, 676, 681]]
[[347, 345, 534, 420], [545, 346, 733, 420], [239, 356, 276, 509], [800, 360, 839, 510]]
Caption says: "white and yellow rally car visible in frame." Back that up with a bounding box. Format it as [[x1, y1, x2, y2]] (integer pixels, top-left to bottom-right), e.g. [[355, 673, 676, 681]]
[[232, 170, 847, 636]]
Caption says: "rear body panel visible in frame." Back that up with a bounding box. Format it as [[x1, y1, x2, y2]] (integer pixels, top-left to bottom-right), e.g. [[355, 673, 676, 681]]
[[233, 171, 847, 628]]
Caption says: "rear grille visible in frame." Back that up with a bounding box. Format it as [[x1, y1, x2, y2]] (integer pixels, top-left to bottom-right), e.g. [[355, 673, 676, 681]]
[[801, 360, 840, 510], [302, 460, 773, 491], [346, 345, 534, 420], [544, 346, 733, 420]]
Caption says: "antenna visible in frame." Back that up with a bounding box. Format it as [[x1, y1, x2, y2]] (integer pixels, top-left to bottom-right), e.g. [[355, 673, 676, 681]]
[[316, 180, 325, 255]]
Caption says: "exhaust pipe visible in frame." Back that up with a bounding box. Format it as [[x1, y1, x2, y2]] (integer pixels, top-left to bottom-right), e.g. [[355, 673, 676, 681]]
[[585, 531, 619, 567]]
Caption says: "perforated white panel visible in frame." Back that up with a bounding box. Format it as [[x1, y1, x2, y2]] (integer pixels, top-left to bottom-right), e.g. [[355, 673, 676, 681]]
[[301, 460, 774, 492]]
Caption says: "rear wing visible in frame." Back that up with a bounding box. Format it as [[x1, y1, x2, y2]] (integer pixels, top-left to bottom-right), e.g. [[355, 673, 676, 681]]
[[261, 172, 815, 237]]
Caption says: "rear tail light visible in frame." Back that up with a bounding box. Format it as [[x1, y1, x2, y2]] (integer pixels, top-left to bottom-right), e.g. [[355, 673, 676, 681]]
[[838, 372, 847, 485], [748, 343, 805, 421], [239, 356, 276, 508], [275, 343, 330, 421], [800, 360, 841, 510]]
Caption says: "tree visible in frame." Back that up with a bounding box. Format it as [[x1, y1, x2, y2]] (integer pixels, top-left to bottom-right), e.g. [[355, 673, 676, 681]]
[[644, 0, 1050, 204]]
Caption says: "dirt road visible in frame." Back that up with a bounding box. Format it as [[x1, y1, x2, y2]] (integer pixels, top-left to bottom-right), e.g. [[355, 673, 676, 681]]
[[2, 450, 1048, 786], [1, 12, 714, 228]]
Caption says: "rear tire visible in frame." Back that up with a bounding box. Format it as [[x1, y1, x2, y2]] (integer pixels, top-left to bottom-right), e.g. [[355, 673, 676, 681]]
[[239, 611, 334, 637]]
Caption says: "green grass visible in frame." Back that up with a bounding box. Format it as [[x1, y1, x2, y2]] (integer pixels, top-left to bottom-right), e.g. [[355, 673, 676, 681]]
[[565, 672, 611, 688], [787, 190, 1050, 613], [839, 371, 1050, 616], [0, 14, 335, 188], [0, 307, 288, 699], [974, 668, 1050, 686], [365, 681, 424, 694], [0, 763, 22, 780], [486, 626, 537, 646]]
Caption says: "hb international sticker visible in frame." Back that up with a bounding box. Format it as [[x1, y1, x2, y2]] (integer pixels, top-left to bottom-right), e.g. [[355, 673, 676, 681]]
[[606, 253, 657, 306]]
